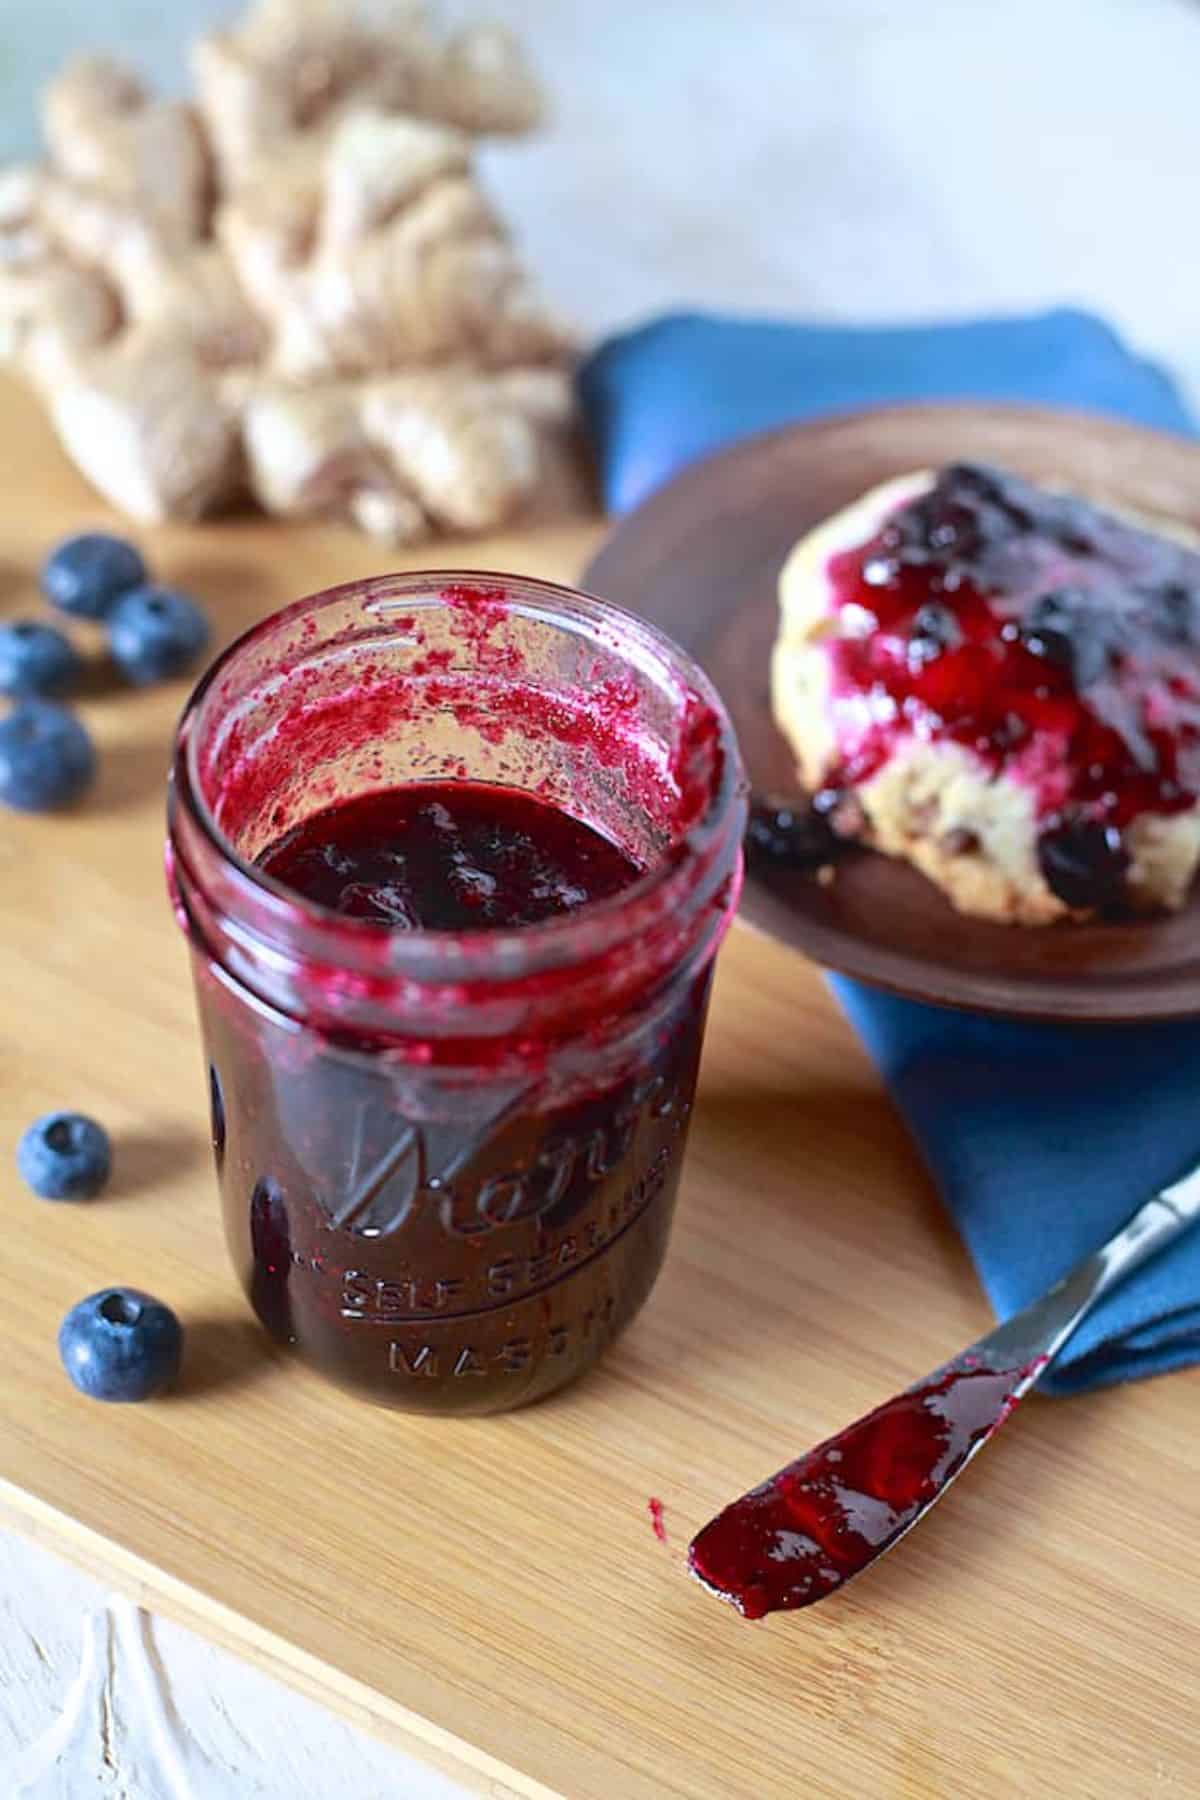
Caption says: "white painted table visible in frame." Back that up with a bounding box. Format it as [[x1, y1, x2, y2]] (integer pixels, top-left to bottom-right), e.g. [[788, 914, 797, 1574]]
[[5, 0, 1200, 1791]]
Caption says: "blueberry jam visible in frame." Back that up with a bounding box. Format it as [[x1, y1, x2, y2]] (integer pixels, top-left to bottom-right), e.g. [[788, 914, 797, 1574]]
[[257, 783, 641, 930], [203, 781, 710, 1414], [826, 463, 1200, 907], [688, 1362, 1031, 1618], [170, 574, 745, 1415]]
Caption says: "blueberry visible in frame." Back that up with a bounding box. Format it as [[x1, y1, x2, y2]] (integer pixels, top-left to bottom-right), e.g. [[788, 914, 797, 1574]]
[[922, 500, 983, 557], [17, 1111, 111, 1200], [41, 532, 146, 621], [745, 795, 842, 867], [918, 465, 1032, 548], [1037, 818, 1129, 910], [942, 463, 1037, 530], [1021, 590, 1109, 687], [909, 601, 961, 662], [58, 1287, 182, 1402], [0, 700, 95, 811], [0, 621, 82, 697], [862, 555, 897, 587], [1159, 580, 1200, 646], [107, 586, 211, 685]]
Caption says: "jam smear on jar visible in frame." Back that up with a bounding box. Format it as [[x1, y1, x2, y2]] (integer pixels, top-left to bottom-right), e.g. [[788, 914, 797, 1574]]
[[824, 463, 1200, 908], [207, 781, 711, 1415]]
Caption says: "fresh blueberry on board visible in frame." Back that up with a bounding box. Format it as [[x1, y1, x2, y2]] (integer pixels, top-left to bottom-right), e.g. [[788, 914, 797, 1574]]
[[41, 532, 147, 621], [107, 585, 211, 685], [0, 700, 95, 811], [58, 1288, 183, 1402], [17, 1112, 111, 1200], [0, 620, 82, 697]]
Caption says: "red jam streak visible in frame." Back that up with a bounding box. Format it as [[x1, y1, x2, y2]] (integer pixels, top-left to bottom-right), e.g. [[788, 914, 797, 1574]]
[[648, 1496, 668, 1544], [258, 783, 642, 931], [209, 778, 712, 1414], [823, 464, 1200, 906], [207, 586, 710, 857], [687, 1363, 1029, 1619]]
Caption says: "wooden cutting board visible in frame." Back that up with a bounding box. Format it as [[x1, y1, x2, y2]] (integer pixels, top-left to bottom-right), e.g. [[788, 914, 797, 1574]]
[[1, 374, 1197, 1800]]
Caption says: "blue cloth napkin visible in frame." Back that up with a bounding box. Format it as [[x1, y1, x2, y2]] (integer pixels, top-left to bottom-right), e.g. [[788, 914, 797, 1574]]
[[578, 306, 1200, 1394]]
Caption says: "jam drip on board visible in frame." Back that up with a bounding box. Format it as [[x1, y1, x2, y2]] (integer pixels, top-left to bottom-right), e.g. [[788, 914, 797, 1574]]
[[824, 463, 1200, 908], [687, 1363, 1031, 1619]]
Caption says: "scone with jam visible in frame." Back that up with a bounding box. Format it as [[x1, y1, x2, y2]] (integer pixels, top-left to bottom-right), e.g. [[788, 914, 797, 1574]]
[[770, 463, 1200, 922]]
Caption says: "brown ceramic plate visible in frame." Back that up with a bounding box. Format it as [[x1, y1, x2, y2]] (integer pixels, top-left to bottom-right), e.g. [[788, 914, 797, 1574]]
[[583, 402, 1200, 1022]]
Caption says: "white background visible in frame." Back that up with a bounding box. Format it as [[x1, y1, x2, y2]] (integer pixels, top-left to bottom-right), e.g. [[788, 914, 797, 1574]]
[[3, 0, 1199, 401], [4, 1, 1199, 1793]]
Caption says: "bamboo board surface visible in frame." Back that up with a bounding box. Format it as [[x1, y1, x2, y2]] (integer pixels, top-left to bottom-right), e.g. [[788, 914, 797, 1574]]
[[0, 375, 1197, 1799]]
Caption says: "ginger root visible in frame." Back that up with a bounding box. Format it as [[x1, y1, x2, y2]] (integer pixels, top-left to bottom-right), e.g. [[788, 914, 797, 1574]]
[[0, 165, 119, 380], [0, 2, 574, 538], [220, 110, 569, 379], [43, 56, 212, 246], [193, 0, 541, 190], [35, 176, 266, 372], [47, 328, 243, 524], [241, 362, 573, 541]]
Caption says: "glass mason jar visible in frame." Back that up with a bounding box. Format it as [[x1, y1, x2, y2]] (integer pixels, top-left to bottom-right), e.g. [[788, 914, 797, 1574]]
[[167, 573, 746, 1415]]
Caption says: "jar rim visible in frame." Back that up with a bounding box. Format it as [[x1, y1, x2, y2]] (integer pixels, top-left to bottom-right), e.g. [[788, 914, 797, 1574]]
[[170, 569, 746, 986]]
